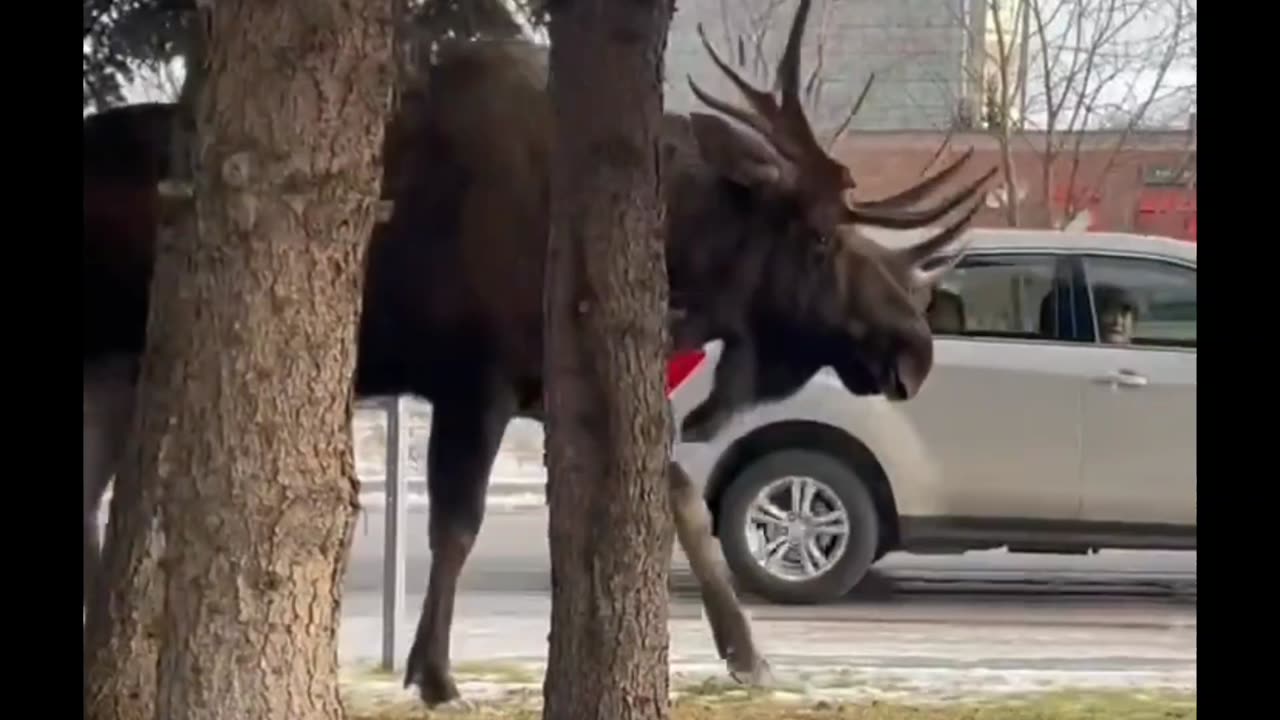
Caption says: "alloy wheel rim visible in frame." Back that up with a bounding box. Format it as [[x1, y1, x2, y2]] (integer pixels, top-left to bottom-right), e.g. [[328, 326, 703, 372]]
[[743, 475, 851, 582]]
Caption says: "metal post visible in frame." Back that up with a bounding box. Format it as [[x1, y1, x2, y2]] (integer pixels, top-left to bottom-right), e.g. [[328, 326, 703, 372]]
[[381, 395, 409, 671]]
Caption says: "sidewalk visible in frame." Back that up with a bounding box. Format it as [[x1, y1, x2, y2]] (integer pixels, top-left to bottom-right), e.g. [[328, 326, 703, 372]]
[[339, 601, 1196, 708], [98, 472, 549, 520], [342, 668, 1196, 720], [356, 472, 545, 510]]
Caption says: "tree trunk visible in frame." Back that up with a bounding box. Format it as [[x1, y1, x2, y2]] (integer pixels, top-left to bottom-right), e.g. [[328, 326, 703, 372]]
[[84, 85, 203, 720], [1041, 141, 1056, 229], [89, 2, 392, 719], [997, 134, 1021, 227], [542, 1, 676, 720], [83, 370, 168, 720]]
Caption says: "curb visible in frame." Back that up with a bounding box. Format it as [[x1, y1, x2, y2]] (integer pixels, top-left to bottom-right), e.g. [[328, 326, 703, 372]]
[[357, 475, 546, 496], [356, 476, 546, 511], [357, 489, 545, 511], [97, 478, 548, 521]]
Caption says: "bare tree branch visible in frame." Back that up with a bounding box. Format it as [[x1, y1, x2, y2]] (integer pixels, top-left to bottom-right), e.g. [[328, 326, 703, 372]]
[[989, 0, 1022, 225], [1074, 0, 1192, 209], [938, 0, 1195, 227], [720, 0, 858, 141], [825, 73, 874, 151], [802, 0, 837, 109]]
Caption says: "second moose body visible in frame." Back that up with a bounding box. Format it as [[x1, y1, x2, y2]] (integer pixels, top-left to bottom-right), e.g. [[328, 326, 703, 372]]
[[82, 0, 995, 707]]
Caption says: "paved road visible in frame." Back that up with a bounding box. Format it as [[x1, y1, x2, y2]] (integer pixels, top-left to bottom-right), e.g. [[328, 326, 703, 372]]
[[90, 484, 1196, 699], [345, 505, 1197, 599], [340, 506, 1196, 700]]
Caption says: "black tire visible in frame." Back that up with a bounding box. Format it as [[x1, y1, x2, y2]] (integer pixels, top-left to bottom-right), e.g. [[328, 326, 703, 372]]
[[718, 448, 879, 604]]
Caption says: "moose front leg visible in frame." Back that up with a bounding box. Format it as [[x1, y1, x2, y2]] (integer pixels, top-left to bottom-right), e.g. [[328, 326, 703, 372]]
[[667, 302, 713, 354], [668, 461, 771, 686], [680, 333, 756, 443], [404, 376, 516, 707]]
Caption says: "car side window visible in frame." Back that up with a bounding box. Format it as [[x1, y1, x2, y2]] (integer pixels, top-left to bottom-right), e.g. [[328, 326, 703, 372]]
[[1081, 255, 1196, 349], [924, 253, 1070, 341]]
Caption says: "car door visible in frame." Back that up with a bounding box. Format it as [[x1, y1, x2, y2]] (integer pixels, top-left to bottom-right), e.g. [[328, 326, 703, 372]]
[[1074, 252, 1196, 526], [903, 251, 1086, 520]]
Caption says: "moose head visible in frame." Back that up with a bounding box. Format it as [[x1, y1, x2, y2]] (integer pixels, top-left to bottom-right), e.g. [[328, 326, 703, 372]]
[[672, 0, 997, 440]]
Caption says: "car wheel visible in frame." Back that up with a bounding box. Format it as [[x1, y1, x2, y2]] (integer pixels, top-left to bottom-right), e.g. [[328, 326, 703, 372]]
[[718, 448, 879, 604]]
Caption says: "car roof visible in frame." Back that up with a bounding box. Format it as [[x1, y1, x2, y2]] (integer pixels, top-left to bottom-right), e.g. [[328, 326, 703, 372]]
[[859, 226, 1197, 265]]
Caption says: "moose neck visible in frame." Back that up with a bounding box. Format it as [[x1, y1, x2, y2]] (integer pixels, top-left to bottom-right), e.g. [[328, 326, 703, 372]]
[[660, 123, 837, 351]]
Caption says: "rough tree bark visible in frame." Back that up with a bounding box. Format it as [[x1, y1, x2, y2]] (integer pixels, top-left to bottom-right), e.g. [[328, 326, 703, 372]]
[[84, 27, 206, 720], [542, 1, 676, 720], [87, 1, 394, 719], [83, 357, 168, 720]]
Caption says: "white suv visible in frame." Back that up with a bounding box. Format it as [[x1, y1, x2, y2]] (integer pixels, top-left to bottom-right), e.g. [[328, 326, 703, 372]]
[[669, 228, 1196, 604]]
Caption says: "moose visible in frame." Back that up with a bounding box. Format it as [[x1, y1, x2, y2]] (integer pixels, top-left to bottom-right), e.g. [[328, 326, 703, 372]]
[[83, 0, 996, 706]]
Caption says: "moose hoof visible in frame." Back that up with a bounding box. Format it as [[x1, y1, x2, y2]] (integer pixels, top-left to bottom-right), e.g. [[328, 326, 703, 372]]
[[727, 654, 774, 688], [406, 663, 461, 707], [432, 698, 480, 714]]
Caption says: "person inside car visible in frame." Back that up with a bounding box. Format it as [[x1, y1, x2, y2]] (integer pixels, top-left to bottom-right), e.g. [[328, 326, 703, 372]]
[[1093, 284, 1138, 344], [925, 287, 966, 335]]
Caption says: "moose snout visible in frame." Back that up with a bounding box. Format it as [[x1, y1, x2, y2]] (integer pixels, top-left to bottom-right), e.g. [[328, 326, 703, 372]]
[[885, 333, 932, 401]]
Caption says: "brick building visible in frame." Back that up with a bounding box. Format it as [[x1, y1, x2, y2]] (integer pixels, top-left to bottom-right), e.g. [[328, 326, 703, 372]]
[[830, 129, 1197, 241]]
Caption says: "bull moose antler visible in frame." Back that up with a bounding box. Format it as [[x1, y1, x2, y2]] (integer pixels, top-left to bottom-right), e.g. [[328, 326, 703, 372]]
[[688, 0, 997, 235]]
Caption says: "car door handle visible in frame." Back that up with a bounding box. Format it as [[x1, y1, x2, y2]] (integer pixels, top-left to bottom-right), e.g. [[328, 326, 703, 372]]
[[1093, 369, 1149, 388]]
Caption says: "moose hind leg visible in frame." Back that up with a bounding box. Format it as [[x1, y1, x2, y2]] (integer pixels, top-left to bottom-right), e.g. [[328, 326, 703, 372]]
[[83, 356, 137, 613], [404, 381, 516, 706], [668, 462, 772, 686]]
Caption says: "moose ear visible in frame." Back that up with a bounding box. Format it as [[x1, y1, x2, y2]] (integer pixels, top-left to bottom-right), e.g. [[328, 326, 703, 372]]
[[688, 112, 793, 189]]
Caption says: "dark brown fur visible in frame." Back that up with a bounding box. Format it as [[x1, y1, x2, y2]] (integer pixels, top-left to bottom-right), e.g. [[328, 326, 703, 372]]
[[83, 18, 991, 707]]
